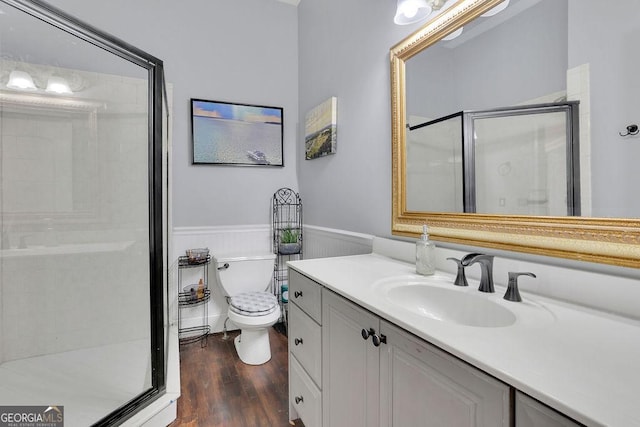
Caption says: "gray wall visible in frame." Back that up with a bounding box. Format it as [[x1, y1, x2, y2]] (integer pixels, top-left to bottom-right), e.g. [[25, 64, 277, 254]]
[[568, 0, 640, 217], [297, 0, 421, 236], [452, 0, 567, 111], [407, 0, 568, 121], [51, 0, 299, 227], [46, 0, 640, 234]]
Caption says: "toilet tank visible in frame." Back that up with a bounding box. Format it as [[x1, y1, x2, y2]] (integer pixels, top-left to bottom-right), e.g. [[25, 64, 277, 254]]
[[213, 253, 276, 296]]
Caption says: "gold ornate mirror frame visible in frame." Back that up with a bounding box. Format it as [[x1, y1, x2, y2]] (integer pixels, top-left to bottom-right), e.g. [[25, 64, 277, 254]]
[[390, 0, 640, 268]]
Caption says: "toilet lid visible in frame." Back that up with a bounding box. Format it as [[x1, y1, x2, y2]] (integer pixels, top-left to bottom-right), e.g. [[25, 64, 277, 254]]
[[229, 291, 278, 317]]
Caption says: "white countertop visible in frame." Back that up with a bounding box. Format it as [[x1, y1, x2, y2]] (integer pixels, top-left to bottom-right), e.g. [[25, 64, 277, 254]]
[[289, 253, 640, 427]]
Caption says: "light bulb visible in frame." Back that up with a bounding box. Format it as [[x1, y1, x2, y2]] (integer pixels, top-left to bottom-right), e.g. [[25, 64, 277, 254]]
[[46, 76, 72, 94], [7, 70, 36, 90], [403, 3, 418, 18]]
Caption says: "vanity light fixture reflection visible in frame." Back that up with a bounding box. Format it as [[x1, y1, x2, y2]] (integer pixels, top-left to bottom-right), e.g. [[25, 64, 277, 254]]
[[46, 76, 72, 94], [395, 0, 490, 26], [442, 26, 464, 40], [7, 70, 36, 90], [6, 71, 73, 94], [480, 0, 509, 16]]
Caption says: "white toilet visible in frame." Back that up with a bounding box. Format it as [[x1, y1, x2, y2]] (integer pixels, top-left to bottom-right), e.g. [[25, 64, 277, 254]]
[[214, 253, 280, 365]]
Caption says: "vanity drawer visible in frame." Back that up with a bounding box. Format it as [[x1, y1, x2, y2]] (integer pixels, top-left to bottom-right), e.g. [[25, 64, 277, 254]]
[[289, 268, 322, 323], [290, 355, 322, 427], [289, 302, 322, 387]]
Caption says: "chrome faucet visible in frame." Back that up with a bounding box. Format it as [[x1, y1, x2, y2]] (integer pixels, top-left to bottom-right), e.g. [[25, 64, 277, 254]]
[[461, 253, 495, 293]]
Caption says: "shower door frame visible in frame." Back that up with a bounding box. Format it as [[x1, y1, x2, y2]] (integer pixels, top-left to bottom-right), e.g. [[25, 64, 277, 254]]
[[1, 0, 166, 425], [463, 101, 581, 216]]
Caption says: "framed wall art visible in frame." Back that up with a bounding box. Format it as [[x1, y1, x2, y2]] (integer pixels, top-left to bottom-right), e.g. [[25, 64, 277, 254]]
[[305, 96, 337, 160], [191, 98, 284, 166]]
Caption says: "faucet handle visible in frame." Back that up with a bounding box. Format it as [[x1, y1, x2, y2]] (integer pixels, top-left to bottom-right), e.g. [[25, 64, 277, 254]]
[[504, 272, 536, 302], [446, 257, 469, 287]]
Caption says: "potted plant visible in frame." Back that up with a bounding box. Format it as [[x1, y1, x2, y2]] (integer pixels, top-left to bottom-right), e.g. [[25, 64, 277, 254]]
[[279, 228, 301, 255]]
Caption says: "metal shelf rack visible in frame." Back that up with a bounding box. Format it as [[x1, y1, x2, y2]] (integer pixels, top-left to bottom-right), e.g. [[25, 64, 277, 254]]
[[177, 255, 211, 346], [272, 187, 303, 332]]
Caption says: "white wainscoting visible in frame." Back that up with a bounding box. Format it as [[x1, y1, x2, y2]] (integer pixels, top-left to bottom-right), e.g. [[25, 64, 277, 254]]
[[302, 225, 373, 260], [171, 225, 271, 333], [171, 225, 374, 333]]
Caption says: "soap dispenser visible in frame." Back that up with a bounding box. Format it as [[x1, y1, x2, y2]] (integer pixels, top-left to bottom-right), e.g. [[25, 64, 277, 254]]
[[416, 224, 435, 275]]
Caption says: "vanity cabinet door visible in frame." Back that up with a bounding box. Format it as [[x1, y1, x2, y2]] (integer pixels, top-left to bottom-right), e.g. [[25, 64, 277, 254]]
[[515, 392, 582, 427], [322, 288, 380, 427], [379, 321, 511, 427]]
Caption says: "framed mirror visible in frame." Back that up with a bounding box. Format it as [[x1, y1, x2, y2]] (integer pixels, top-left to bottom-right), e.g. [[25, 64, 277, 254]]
[[390, 0, 640, 268]]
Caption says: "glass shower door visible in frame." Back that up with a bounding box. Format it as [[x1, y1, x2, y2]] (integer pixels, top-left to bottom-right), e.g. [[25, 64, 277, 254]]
[[466, 103, 580, 216], [0, 1, 165, 425], [406, 112, 464, 213]]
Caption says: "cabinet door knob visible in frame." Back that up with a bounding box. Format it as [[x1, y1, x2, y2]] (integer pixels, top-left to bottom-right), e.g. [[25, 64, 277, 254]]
[[372, 334, 387, 347], [295, 395, 304, 404], [294, 338, 303, 346], [361, 328, 375, 340], [294, 290, 303, 298]]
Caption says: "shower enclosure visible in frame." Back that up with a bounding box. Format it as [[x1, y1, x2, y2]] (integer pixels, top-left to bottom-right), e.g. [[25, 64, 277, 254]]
[[0, 1, 167, 425]]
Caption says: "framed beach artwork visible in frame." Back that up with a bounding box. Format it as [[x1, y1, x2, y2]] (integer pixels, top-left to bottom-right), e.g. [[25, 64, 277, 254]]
[[191, 98, 284, 166], [305, 96, 337, 160]]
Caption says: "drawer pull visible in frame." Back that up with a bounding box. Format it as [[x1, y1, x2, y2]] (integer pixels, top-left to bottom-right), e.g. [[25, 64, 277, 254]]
[[294, 338, 303, 346], [294, 290, 303, 298], [295, 395, 304, 404]]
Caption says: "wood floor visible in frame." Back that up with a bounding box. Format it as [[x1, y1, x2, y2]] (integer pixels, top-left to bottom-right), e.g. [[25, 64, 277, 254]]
[[170, 327, 304, 427]]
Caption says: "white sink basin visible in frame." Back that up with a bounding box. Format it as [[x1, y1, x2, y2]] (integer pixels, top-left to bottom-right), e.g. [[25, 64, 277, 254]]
[[375, 275, 516, 327]]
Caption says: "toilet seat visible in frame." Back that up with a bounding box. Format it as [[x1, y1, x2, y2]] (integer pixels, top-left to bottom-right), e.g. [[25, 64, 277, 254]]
[[229, 291, 278, 317]]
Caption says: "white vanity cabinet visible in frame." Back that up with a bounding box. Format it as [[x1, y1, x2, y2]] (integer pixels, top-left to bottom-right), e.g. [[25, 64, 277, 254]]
[[379, 320, 510, 427], [289, 267, 581, 427], [288, 269, 323, 427], [322, 288, 381, 427], [516, 392, 583, 427], [321, 287, 510, 427]]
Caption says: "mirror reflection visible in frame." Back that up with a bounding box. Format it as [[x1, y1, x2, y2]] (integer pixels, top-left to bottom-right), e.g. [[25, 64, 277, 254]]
[[403, 0, 640, 218], [407, 101, 580, 215], [0, 84, 100, 219]]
